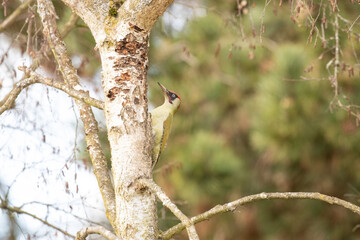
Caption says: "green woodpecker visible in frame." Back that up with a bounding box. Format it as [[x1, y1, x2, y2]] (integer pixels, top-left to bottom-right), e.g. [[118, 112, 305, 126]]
[[151, 82, 181, 168]]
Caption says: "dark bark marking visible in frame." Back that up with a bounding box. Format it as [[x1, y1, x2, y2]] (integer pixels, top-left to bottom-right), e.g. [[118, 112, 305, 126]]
[[137, 72, 146, 81], [113, 57, 143, 70], [115, 33, 147, 56], [113, 34, 149, 75], [121, 72, 131, 81], [114, 72, 131, 84], [129, 22, 144, 32], [115, 33, 147, 55], [107, 87, 121, 101], [134, 97, 140, 105]]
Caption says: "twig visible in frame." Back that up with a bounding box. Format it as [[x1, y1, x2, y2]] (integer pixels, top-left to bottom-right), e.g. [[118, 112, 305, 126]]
[[0, 199, 75, 238], [303, 0, 324, 45], [283, 76, 328, 82], [29, 12, 79, 71], [139, 179, 199, 240], [0, 0, 36, 33], [161, 192, 360, 239], [20, 200, 102, 226], [76, 226, 120, 240], [0, 72, 104, 115], [60, 13, 80, 39], [259, 0, 272, 43], [333, 11, 340, 97], [348, 14, 360, 32], [37, 0, 116, 229], [26, 10, 34, 54], [336, 99, 360, 121]]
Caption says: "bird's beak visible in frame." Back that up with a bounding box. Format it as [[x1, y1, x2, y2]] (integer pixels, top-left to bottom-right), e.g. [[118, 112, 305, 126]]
[[157, 82, 169, 95]]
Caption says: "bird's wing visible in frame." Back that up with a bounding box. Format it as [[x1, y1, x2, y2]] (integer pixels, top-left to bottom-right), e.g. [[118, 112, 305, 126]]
[[157, 113, 173, 163]]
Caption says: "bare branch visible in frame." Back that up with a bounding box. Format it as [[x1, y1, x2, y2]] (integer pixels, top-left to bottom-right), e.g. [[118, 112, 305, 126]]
[[30, 12, 79, 72], [0, 72, 104, 115], [0, 0, 36, 33], [60, 12, 80, 38], [259, 0, 272, 43], [60, 0, 175, 44], [333, 11, 340, 97], [0, 198, 75, 238], [139, 179, 199, 240], [76, 226, 120, 240], [37, 0, 116, 228], [161, 192, 360, 239]]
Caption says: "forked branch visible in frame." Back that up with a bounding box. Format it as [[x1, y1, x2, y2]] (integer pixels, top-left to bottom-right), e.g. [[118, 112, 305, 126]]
[[76, 226, 120, 240], [161, 192, 360, 239], [139, 179, 199, 240]]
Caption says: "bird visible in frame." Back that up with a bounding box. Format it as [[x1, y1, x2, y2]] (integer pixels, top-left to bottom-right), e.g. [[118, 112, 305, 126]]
[[150, 82, 181, 168]]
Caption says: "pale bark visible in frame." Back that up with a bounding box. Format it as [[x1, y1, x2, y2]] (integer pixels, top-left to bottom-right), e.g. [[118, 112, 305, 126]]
[[99, 24, 156, 239], [161, 192, 360, 239], [140, 179, 199, 240], [76, 226, 120, 240], [59, 0, 174, 44]]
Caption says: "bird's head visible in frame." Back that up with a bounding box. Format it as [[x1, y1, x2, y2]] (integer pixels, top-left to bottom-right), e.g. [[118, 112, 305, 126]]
[[158, 82, 181, 113]]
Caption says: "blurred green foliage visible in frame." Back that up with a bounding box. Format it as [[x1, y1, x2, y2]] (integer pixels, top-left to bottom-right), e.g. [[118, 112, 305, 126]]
[[148, 1, 360, 239]]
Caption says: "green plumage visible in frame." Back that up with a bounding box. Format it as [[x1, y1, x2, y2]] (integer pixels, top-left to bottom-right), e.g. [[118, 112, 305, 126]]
[[151, 83, 181, 168]]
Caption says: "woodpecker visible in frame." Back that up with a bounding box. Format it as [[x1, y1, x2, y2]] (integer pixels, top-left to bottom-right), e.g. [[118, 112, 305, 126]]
[[151, 82, 181, 168]]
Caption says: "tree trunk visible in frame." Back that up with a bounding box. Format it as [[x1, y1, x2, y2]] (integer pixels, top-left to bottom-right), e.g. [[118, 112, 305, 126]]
[[99, 26, 157, 239], [55, 0, 174, 238]]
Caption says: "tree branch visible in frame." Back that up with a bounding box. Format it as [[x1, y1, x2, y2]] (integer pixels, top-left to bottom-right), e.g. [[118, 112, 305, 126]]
[[139, 179, 199, 240], [37, 0, 116, 229], [76, 226, 120, 240], [30, 12, 79, 71], [58, 0, 107, 44], [0, 72, 104, 115], [118, 0, 175, 32], [60, 12, 80, 38], [333, 11, 340, 97], [161, 192, 360, 239], [0, 0, 36, 33], [0, 198, 75, 238]]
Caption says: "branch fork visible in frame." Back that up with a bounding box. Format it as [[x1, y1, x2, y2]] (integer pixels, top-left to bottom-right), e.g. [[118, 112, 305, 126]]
[[138, 178, 200, 240]]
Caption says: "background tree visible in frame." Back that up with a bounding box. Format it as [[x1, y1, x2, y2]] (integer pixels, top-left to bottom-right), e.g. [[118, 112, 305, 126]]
[[1, 0, 360, 239]]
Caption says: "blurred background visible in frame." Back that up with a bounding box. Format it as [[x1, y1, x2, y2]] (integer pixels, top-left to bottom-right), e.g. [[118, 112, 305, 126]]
[[1, 0, 360, 239]]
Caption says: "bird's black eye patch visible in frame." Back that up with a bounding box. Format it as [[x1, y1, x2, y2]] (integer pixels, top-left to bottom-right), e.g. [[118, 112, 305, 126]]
[[168, 91, 178, 102]]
